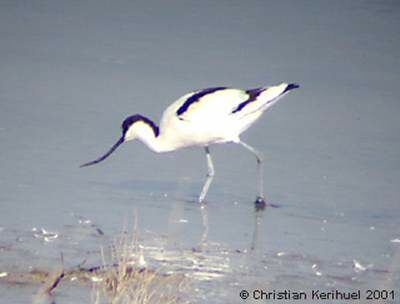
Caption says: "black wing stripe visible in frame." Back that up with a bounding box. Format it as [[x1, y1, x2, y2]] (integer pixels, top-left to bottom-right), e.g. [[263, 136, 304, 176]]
[[231, 87, 265, 113], [176, 87, 227, 116]]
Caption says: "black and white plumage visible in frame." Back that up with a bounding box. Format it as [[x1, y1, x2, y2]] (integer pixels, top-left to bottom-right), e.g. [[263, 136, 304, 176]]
[[81, 82, 299, 205]]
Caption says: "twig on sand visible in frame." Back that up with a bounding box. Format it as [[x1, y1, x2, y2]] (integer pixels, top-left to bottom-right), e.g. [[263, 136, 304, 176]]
[[45, 252, 65, 295]]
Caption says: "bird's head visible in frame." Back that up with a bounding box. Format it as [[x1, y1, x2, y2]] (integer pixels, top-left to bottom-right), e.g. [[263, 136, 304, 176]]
[[122, 114, 159, 142], [80, 114, 159, 168]]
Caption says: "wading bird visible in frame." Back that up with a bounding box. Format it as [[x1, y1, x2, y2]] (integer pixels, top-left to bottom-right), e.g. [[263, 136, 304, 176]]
[[81, 83, 299, 205]]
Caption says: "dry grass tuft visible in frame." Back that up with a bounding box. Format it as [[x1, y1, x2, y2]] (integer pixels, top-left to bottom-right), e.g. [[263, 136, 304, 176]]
[[2, 216, 192, 304], [92, 225, 191, 304]]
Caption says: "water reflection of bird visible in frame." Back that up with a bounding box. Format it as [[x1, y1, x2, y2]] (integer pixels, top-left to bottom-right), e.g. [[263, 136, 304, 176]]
[[81, 83, 299, 205]]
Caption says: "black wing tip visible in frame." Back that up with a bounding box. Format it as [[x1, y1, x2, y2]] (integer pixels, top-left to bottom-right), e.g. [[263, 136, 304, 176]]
[[287, 83, 300, 90], [281, 83, 300, 95]]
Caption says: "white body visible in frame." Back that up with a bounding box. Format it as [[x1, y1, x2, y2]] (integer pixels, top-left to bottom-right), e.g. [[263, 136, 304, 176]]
[[138, 83, 292, 152]]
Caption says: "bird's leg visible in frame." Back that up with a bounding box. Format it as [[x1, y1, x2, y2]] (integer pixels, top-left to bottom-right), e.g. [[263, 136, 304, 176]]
[[238, 141, 266, 206], [198, 146, 215, 203]]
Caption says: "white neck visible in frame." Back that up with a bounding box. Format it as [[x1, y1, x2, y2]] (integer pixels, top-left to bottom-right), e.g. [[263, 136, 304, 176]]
[[124, 116, 177, 153], [133, 124, 175, 153], [137, 133, 167, 153]]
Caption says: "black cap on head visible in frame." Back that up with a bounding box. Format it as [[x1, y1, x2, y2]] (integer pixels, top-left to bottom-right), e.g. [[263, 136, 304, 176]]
[[121, 114, 159, 137]]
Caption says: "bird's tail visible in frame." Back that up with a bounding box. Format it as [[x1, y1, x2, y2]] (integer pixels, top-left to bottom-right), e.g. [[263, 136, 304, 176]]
[[256, 82, 299, 112], [260, 83, 300, 110], [237, 82, 299, 118]]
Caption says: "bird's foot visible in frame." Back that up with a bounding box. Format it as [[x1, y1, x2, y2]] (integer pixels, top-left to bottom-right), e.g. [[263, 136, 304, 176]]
[[198, 197, 207, 205], [254, 196, 281, 210], [254, 196, 267, 210]]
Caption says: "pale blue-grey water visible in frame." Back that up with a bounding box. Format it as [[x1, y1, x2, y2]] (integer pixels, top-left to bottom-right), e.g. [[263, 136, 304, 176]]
[[0, 1, 399, 303]]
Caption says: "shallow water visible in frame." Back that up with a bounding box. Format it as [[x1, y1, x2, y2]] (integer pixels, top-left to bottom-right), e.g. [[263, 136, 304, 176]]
[[0, 0, 399, 303]]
